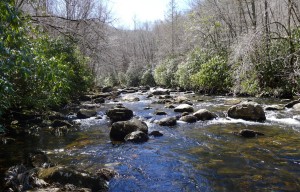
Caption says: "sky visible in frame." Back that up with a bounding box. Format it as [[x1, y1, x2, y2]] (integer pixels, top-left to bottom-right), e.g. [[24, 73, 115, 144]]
[[110, 0, 189, 29]]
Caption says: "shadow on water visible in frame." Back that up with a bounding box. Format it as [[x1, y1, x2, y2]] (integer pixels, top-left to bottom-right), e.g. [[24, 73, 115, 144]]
[[1, 92, 300, 191]]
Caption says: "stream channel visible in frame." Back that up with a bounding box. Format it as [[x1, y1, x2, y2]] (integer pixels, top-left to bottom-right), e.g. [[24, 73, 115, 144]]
[[1, 89, 300, 191]]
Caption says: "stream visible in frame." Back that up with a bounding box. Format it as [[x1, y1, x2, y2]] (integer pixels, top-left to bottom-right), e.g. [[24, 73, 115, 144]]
[[1, 90, 300, 191]]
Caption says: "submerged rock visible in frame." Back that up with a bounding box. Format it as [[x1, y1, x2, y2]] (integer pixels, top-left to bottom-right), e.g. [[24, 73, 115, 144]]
[[124, 131, 149, 142], [155, 111, 167, 115], [285, 99, 300, 108], [174, 104, 194, 113], [234, 129, 264, 138], [158, 117, 177, 126], [110, 118, 148, 141], [264, 105, 284, 111], [106, 106, 133, 122], [179, 115, 197, 123], [149, 131, 163, 137], [77, 109, 97, 119], [193, 109, 217, 121], [227, 102, 266, 122], [96, 168, 118, 181]]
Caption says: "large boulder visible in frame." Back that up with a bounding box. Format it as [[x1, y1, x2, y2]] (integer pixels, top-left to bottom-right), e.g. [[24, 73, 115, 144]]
[[174, 104, 194, 113], [158, 117, 177, 126], [193, 109, 217, 121], [77, 109, 97, 119], [124, 131, 149, 142], [106, 106, 134, 122], [110, 118, 148, 141], [227, 102, 266, 122]]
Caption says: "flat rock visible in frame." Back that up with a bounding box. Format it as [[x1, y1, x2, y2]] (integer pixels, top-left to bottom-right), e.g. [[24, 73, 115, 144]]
[[264, 105, 284, 111], [174, 104, 194, 113]]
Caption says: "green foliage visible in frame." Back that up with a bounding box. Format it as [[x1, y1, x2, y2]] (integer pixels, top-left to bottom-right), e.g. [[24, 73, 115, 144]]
[[175, 49, 210, 89], [125, 65, 142, 87], [104, 73, 119, 87], [0, 0, 92, 116], [141, 69, 156, 87], [117, 72, 127, 86], [191, 55, 232, 93], [154, 57, 178, 87]]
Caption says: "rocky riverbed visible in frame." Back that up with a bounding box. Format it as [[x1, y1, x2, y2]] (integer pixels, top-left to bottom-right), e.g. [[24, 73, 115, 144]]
[[1, 86, 300, 191]]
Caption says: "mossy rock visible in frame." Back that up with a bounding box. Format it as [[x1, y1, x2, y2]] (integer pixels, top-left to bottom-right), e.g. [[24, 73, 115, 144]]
[[38, 166, 107, 191]]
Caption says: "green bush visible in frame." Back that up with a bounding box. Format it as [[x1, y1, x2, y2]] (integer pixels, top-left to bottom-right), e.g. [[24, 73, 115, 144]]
[[125, 65, 142, 87], [191, 55, 232, 93], [104, 73, 119, 87], [175, 49, 210, 89], [154, 57, 178, 87], [0, 0, 92, 116], [141, 69, 156, 87]]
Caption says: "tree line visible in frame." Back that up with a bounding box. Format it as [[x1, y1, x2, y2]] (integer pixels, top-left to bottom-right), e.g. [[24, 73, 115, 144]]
[[102, 0, 300, 98]]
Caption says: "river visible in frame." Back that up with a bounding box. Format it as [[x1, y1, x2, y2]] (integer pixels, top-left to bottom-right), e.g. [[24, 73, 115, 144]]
[[1, 90, 300, 191]]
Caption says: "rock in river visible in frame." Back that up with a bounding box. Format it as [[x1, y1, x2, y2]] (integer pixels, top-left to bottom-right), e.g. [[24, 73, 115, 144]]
[[234, 129, 265, 138], [77, 109, 97, 119], [179, 115, 197, 123], [124, 131, 149, 142], [106, 106, 134, 122], [110, 118, 148, 141], [293, 103, 300, 111], [149, 131, 163, 137], [193, 109, 217, 121], [37, 166, 107, 191], [158, 117, 177, 126], [227, 101, 266, 122], [174, 104, 194, 113]]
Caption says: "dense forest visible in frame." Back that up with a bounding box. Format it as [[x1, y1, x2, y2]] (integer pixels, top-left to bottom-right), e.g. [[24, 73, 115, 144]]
[[1, 0, 300, 119]]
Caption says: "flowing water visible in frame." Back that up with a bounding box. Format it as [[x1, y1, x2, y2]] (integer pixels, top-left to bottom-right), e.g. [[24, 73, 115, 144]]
[[1, 91, 300, 191]]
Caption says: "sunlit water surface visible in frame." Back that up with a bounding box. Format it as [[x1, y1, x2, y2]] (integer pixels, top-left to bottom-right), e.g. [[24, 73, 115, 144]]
[[1, 92, 300, 191]]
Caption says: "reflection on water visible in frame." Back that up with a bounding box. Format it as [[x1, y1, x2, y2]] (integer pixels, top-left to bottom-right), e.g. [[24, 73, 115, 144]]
[[1, 92, 300, 191]]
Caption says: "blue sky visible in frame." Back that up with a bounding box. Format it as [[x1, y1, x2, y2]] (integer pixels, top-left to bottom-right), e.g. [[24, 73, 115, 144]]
[[110, 0, 189, 29]]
